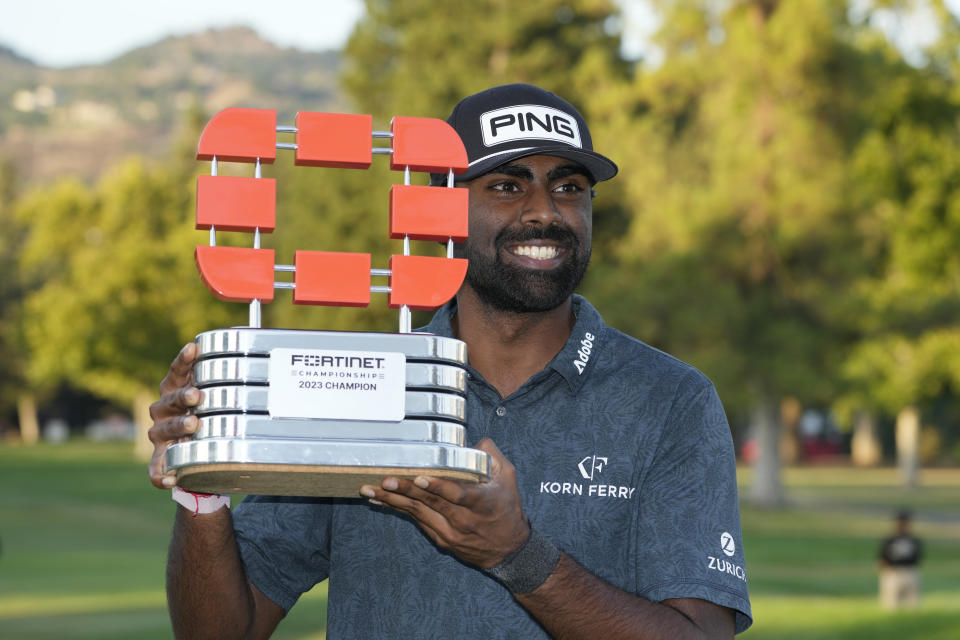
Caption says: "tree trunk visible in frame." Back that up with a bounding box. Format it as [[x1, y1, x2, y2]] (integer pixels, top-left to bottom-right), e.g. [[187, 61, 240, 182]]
[[895, 405, 920, 488], [750, 397, 784, 506], [850, 410, 882, 467], [132, 389, 154, 461], [17, 393, 39, 445], [779, 396, 802, 464]]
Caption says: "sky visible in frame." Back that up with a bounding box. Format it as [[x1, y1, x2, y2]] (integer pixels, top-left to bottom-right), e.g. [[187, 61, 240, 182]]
[[0, 0, 658, 68], [0, 0, 949, 69], [0, 0, 368, 67]]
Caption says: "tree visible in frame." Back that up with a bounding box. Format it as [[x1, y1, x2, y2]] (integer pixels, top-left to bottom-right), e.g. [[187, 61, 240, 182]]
[[343, 0, 626, 120], [587, 0, 937, 504], [16, 156, 242, 455], [838, 2, 960, 481], [0, 157, 36, 442]]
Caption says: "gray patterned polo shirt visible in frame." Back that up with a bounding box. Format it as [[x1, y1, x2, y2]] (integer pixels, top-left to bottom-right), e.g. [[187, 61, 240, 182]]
[[232, 295, 753, 637]]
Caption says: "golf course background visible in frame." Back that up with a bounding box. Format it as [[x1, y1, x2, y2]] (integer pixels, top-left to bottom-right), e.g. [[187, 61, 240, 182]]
[[1, 440, 957, 639]]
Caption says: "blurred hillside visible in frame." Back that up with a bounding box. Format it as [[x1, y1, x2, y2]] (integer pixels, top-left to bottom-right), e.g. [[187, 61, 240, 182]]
[[0, 26, 344, 184]]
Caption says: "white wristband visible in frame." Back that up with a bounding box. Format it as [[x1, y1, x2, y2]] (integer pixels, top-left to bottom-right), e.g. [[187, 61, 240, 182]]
[[172, 486, 231, 517]]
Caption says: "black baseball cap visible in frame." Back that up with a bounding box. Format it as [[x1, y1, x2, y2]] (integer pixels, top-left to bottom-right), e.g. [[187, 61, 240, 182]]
[[430, 83, 618, 185]]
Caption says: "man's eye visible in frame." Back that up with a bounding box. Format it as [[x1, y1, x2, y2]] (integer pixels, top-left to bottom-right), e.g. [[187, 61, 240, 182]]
[[490, 181, 520, 192], [554, 182, 584, 193]]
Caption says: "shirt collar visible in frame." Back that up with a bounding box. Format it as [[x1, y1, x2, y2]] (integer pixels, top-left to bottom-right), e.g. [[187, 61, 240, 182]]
[[419, 294, 605, 394], [419, 300, 457, 338], [547, 295, 604, 393]]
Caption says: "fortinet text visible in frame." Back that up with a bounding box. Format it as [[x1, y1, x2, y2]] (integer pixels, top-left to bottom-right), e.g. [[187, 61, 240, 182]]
[[290, 354, 386, 369]]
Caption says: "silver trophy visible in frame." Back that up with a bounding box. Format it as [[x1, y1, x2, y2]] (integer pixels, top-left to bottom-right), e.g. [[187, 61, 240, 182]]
[[165, 108, 489, 497]]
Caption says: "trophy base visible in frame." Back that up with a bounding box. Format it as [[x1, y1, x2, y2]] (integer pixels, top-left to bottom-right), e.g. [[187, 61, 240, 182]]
[[177, 463, 483, 497], [168, 437, 489, 498], [171, 328, 486, 497]]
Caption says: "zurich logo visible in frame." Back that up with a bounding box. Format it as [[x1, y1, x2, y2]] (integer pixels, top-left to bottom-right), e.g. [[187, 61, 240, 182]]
[[720, 532, 736, 557]]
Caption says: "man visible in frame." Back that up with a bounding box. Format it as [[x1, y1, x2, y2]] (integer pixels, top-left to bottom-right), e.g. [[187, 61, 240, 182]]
[[149, 83, 752, 638], [877, 510, 922, 609]]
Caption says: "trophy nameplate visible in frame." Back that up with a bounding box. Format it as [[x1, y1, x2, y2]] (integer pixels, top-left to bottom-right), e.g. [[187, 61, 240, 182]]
[[165, 109, 488, 497]]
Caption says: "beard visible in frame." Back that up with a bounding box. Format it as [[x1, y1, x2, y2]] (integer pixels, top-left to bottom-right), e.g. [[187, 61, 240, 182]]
[[456, 224, 591, 313]]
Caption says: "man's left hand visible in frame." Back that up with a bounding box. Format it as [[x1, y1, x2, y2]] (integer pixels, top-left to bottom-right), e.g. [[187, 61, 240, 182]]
[[359, 438, 529, 569]]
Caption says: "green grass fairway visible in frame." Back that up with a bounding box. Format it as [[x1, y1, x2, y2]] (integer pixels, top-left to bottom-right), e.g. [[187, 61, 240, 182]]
[[0, 441, 326, 639], [739, 466, 960, 639], [1, 441, 957, 638]]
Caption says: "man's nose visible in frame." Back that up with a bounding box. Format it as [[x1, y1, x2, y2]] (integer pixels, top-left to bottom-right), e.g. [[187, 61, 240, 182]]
[[519, 186, 561, 225]]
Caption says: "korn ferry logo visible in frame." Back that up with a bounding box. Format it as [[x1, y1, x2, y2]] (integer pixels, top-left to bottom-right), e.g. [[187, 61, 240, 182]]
[[539, 454, 636, 500], [578, 455, 607, 480]]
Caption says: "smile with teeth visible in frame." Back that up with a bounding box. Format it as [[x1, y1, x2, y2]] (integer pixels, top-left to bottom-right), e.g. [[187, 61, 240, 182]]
[[510, 245, 559, 260]]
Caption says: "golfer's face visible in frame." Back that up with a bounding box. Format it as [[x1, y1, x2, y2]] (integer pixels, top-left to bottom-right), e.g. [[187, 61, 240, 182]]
[[455, 154, 593, 312]]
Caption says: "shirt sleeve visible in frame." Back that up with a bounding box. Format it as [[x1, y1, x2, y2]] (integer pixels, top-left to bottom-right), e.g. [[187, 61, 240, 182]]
[[633, 373, 753, 633], [231, 495, 333, 612]]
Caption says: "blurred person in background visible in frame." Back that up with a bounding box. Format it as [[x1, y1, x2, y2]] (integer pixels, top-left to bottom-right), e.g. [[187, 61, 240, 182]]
[[877, 509, 923, 609]]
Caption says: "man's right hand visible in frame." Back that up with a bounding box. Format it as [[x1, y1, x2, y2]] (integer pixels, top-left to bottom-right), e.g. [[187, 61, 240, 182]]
[[153, 342, 287, 638], [148, 342, 202, 489]]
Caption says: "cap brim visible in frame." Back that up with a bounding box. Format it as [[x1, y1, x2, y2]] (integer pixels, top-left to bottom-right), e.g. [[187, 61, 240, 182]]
[[432, 146, 618, 186], [461, 146, 618, 183]]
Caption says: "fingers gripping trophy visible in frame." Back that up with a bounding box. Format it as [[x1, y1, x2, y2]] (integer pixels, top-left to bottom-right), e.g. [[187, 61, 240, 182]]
[[164, 108, 490, 497]]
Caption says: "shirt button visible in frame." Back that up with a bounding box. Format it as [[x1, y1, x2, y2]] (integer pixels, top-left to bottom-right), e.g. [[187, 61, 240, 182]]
[[495, 405, 507, 417]]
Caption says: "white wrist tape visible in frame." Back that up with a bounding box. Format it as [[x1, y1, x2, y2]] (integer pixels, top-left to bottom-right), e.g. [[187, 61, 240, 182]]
[[172, 486, 231, 517]]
